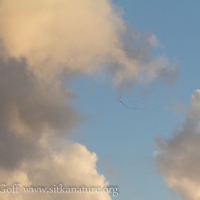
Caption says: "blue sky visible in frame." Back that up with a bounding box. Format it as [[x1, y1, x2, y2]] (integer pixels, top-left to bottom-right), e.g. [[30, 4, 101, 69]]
[[69, 1, 200, 199]]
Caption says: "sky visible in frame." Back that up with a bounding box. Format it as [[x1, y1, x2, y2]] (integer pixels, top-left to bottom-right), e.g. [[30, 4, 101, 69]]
[[0, 0, 200, 200]]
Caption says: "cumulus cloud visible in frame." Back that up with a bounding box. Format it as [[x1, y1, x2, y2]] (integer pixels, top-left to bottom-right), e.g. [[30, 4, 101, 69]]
[[0, 0, 177, 86], [156, 90, 200, 200], [0, 0, 178, 199], [0, 137, 111, 200]]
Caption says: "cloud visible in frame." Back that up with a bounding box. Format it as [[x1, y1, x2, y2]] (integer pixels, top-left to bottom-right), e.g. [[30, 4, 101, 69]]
[[156, 90, 200, 200], [0, 137, 111, 200], [0, 57, 79, 137], [0, 0, 178, 199], [0, 0, 177, 86], [168, 102, 186, 115]]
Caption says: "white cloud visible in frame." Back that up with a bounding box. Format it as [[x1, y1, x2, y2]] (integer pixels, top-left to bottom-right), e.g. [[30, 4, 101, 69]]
[[0, 137, 111, 200], [0, 0, 177, 86], [0, 1, 179, 199]]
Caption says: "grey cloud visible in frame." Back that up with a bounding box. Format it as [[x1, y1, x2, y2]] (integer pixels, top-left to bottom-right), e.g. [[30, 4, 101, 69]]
[[0, 57, 79, 136], [156, 90, 200, 200]]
